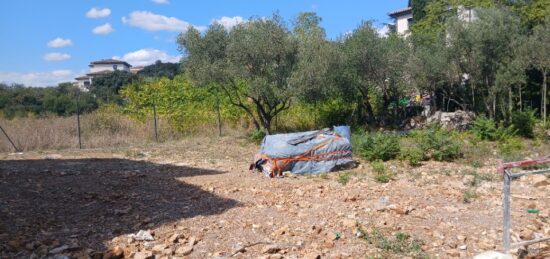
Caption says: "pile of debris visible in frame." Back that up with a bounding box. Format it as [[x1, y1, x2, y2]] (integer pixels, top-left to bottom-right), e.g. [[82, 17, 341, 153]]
[[405, 110, 475, 130]]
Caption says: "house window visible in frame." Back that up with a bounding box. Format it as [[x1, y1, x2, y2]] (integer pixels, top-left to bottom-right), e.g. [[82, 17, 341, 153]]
[[84, 81, 90, 86], [113, 64, 118, 70]]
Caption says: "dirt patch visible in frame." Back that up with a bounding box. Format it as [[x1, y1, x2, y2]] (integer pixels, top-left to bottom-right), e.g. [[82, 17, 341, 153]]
[[0, 137, 548, 258]]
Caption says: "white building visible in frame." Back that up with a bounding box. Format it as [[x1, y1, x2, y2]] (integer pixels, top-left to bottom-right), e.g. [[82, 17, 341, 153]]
[[389, 7, 413, 36], [388, 5, 476, 37], [75, 59, 132, 90]]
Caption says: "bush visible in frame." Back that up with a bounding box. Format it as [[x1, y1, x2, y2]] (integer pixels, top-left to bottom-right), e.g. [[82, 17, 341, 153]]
[[472, 116, 516, 141], [511, 110, 536, 138], [247, 129, 266, 144], [472, 116, 498, 141], [411, 128, 462, 162], [358, 132, 400, 161], [371, 160, 394, 183], [398, 146, 425, 167], [497, 136, 523, 156]]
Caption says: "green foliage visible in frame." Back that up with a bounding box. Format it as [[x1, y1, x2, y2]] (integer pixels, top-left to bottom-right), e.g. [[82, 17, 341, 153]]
[[0, 82, 97, 118], [90, 71, 135, 104], [121, 75, 243, 133], [472, 116, 516, 141], [497, 136, 523, 156], [511, 109, 537, 138], [359, 227, 426, 257], [357, 132, 401, 161], [399, 146, 425, 167], [337, 172, 351, 185], [463, 189, 477, 203], [371, 160, 394, 183], [247, 129, 265, 144], [138, 60, 181, 79], [411, 128, 463, 161]]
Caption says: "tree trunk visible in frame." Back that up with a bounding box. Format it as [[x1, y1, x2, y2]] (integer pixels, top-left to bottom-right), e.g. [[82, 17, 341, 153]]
[[543, 69, 547, 127], [508, 86, 513, 121], [519, 85, 522, 112], [215, 95, 222, 137]]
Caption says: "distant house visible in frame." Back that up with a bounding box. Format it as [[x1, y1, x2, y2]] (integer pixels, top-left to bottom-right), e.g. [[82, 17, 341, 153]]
[[389, 5, 477, 37], [389, 7, 413, 36], [75, 59, 133, 90]]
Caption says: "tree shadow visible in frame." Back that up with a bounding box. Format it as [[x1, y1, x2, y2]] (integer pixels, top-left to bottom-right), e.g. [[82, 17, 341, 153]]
[[0, 158, 239, 253]]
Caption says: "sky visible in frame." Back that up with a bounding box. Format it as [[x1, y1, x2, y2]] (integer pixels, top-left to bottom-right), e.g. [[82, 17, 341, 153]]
[[0, 0, 408, 87]]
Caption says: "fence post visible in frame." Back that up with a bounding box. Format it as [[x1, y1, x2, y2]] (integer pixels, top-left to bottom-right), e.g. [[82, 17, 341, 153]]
[[153, 96, 159, 142], [76, 92, 82, 149], [502, 169, 511, 253], [0, 124, 19, 152]]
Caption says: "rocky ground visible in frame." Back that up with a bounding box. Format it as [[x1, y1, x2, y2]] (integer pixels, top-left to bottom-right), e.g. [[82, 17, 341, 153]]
[[0, 137, 549, 258]]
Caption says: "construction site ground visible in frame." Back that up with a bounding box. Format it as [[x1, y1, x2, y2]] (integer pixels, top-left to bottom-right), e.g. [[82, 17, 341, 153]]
[[1, 137, 549, 258]]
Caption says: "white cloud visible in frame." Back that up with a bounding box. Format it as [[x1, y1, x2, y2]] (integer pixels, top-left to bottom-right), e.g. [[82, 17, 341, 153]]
[[47, 37, 73, 48], [115, 48, 181, 66], [376, 25, 390, 37], [152, 0, 170, 4], [0, 70, 75, 87], [93, 23, 115, 35], [211, 16, 245, 30], [122, 11, 205, 32], [86, 7, 111, 18], [43, 52, 71, 61]]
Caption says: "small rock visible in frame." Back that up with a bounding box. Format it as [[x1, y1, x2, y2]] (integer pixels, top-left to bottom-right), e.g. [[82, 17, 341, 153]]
[[152, 244, 167, 253], [262, 244, 281, 254], [459, 244, 467, 250], [473, 251, 513, 259], [533, 175, 550, 187], [175, 245, 193, 256], [49, 245, 69, 254], [133, 251, 154, 259], [130, 230, 154, 241], [168, 233, 182, 243], [103, 246, 124, 259], [188, 236, 198, 245], [303, 252, 321, 259]]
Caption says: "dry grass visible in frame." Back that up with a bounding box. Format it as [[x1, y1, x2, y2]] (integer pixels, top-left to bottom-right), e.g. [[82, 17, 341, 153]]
[[0, 110, 246, 152]]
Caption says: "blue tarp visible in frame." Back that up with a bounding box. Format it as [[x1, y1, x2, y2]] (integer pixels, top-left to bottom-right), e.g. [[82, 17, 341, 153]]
[[252, 126, 354, 176]]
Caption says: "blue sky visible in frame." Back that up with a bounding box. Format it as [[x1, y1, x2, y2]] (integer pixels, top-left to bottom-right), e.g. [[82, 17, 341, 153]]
[[0, 0, 407, 86]]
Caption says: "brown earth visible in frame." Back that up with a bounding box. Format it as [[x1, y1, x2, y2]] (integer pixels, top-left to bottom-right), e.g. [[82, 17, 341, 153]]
[[0, 137, 549, 258]]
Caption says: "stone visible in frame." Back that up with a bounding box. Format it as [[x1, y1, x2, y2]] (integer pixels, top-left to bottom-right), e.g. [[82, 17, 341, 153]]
[[303, 252, 321, 259], [102, 246, 124, 259], [342, 219, 357, 230], [152, 244, 167, 253], [175, 245, 193, 256], [473, 251, 513, 259], [261, 244, 281, 254], [532, 175, 550, 187], [130, 230, 154, 241], [188, 236, 198, 245], [459, 244, 467, 250], [133, 251, 154, 259], [168, 233, 182, 243], [49, 245, 69, 254]]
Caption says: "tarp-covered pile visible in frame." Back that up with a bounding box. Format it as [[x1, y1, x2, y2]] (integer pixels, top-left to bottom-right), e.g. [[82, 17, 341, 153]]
[[251, 126, 354, 177]]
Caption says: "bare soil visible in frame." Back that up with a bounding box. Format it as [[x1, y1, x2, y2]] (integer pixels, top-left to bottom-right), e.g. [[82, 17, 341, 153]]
[[0, 137, 549, 258]]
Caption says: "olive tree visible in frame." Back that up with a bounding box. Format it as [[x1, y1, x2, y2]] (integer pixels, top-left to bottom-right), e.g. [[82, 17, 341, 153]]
[[178, 15, 297, 134]]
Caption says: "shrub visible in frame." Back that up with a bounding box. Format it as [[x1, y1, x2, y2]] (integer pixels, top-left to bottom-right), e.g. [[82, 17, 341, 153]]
[[472, 116, 498, 141], [337, 172, 351, 185], [247, 129, 266, 144], [398, 146, 425, 166], [412, 128, 462, 162], [371, 160, 394, 183], [358, 132, 400, 161], [497, 136, 523, 156], [472, 116, 516, 141], [511, 110, 536, 138]]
